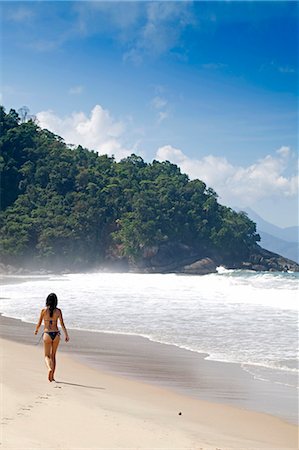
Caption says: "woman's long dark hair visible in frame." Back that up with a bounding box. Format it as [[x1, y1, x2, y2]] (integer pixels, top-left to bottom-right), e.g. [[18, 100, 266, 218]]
[[46, 293, 58, 317]]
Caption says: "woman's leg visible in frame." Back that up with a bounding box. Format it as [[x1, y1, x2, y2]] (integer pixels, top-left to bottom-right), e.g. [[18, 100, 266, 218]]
[[43, 334, 53, 381], [51, 335, 60, 381]]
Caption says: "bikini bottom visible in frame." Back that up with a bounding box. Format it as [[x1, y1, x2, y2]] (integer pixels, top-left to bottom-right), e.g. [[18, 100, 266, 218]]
[[44, 331, 60, 341]]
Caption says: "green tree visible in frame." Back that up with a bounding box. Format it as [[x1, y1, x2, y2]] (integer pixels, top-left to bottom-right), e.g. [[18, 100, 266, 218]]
[[0, 106, 260, 269]]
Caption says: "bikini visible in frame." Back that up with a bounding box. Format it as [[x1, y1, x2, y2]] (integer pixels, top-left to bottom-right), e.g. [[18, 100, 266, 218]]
[[44, 316, 60, 340], [44, 331, 60, 341]]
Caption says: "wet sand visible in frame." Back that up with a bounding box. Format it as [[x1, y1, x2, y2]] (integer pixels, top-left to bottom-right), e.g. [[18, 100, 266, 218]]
[[1, 333, 298, 448], [0, 314, 298, 428]]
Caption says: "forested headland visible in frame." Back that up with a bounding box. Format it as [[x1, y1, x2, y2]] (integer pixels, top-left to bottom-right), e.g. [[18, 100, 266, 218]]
[[1, 107, 297, 274]]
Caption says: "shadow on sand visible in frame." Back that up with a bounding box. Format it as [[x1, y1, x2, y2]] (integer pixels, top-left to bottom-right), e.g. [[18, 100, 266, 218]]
[[55, 380, 105, 390]]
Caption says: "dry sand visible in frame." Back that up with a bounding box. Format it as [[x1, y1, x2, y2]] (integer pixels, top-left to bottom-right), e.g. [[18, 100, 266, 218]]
[[0, 335, 298, 450]]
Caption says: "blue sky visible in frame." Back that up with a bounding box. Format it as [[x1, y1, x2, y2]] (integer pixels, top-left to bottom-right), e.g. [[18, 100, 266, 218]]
[[1, 1, 298, 227]]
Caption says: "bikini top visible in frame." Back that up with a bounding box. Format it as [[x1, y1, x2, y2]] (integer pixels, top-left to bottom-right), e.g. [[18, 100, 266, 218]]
[[44, 308, 58, 328]]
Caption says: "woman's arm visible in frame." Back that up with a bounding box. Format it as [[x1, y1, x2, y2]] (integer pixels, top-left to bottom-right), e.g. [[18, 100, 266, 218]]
[[34, 309, 44, 334], [58, 309, 69, 342]]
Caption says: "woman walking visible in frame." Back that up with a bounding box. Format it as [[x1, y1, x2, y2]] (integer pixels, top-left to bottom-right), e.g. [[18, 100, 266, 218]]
[[35, 293, 69, 381]]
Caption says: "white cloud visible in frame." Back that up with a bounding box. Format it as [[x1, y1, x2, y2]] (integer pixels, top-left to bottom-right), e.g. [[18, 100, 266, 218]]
[[156, 145, 298, 205], [27, 38, 63, 53], [77, 1, 141, 34], [122, 49, 143, 66], [260, 61, 296, 75], [69, 85, 84, 95], [6, 6, 34, 22], [123, 2, 195, 63], [9, 2, 194, 58], [151, 96, 167, 110], [157, 111, 169, 123], [201, 63, 227, 70], [36, 105, 133, 160], [150, 95, 169, 123], [276, 146, 290, 158], [278, 66, 295, 74]]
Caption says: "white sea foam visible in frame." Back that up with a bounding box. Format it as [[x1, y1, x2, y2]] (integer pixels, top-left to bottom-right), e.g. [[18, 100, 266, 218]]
[[1, 270, 298, 387]]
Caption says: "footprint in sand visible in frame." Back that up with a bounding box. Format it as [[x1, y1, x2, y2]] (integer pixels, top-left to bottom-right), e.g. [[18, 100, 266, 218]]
[[1, 417, 13, 423], [12, 393, 55, 422], [34, 393, 52, 404], [2, 416, 16, 424], [16, 406, 32, 417]]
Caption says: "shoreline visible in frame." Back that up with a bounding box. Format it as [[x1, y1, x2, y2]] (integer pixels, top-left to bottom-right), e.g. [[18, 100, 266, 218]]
[[1, 330, 298, 449], [0, 314, 298, 427], [1, 338, 298, 449]]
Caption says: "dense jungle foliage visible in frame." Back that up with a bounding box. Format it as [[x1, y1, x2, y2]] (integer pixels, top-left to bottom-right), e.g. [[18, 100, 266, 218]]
[[0, 106, 260, 270]]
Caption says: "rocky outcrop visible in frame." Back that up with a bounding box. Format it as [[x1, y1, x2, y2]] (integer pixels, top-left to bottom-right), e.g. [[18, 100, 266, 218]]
[[180, 258, 217, 275], [132, 243, 210, 274], [1, 243, 298, 276], [132, 242, 299, 275], [239, 245, 299, 272]]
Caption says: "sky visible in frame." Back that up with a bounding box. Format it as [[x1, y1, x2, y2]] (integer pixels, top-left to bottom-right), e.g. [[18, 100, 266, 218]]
[[1, 1, 298, 228]]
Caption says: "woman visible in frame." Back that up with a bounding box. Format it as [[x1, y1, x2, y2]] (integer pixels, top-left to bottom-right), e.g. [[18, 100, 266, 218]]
[[35, 293, 69, 382]]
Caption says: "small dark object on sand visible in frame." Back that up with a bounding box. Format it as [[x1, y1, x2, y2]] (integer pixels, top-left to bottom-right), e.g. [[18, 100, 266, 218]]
[[178, 412, 182, 416]]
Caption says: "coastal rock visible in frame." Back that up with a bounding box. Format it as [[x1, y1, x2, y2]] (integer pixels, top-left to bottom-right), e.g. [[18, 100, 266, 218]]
[[134, 243, 205, 273], [232, 245, 299, 272], [128, 242, 299, 275], [251, 264, 267, 271], [180, 258, 217, 275], [248, 245, 299, 272]]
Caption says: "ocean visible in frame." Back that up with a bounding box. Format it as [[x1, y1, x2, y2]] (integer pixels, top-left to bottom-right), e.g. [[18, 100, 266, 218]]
[[1, 268, 298, 389]]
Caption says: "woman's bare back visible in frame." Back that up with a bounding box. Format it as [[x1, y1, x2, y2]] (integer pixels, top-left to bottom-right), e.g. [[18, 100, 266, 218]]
[[35, 306, 69, 341], [42, 308, 61, 332]]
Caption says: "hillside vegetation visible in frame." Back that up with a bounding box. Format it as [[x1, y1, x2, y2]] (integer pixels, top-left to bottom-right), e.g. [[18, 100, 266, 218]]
[[0, 106, 261, 271]]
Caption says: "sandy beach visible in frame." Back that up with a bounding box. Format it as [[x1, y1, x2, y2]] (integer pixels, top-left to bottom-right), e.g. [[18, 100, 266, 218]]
[[0, 316, 298, 449]]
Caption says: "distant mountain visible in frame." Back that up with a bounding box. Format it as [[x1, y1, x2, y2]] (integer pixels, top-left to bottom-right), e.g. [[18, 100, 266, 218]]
[[258, 231, 299, 263], [236, 207, 299, 263], [283, 226, 299, 243], [241, 207, 299, 242]]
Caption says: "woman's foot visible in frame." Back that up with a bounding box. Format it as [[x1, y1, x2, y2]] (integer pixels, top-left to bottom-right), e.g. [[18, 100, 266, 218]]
[[48, 369, 54, 382]]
